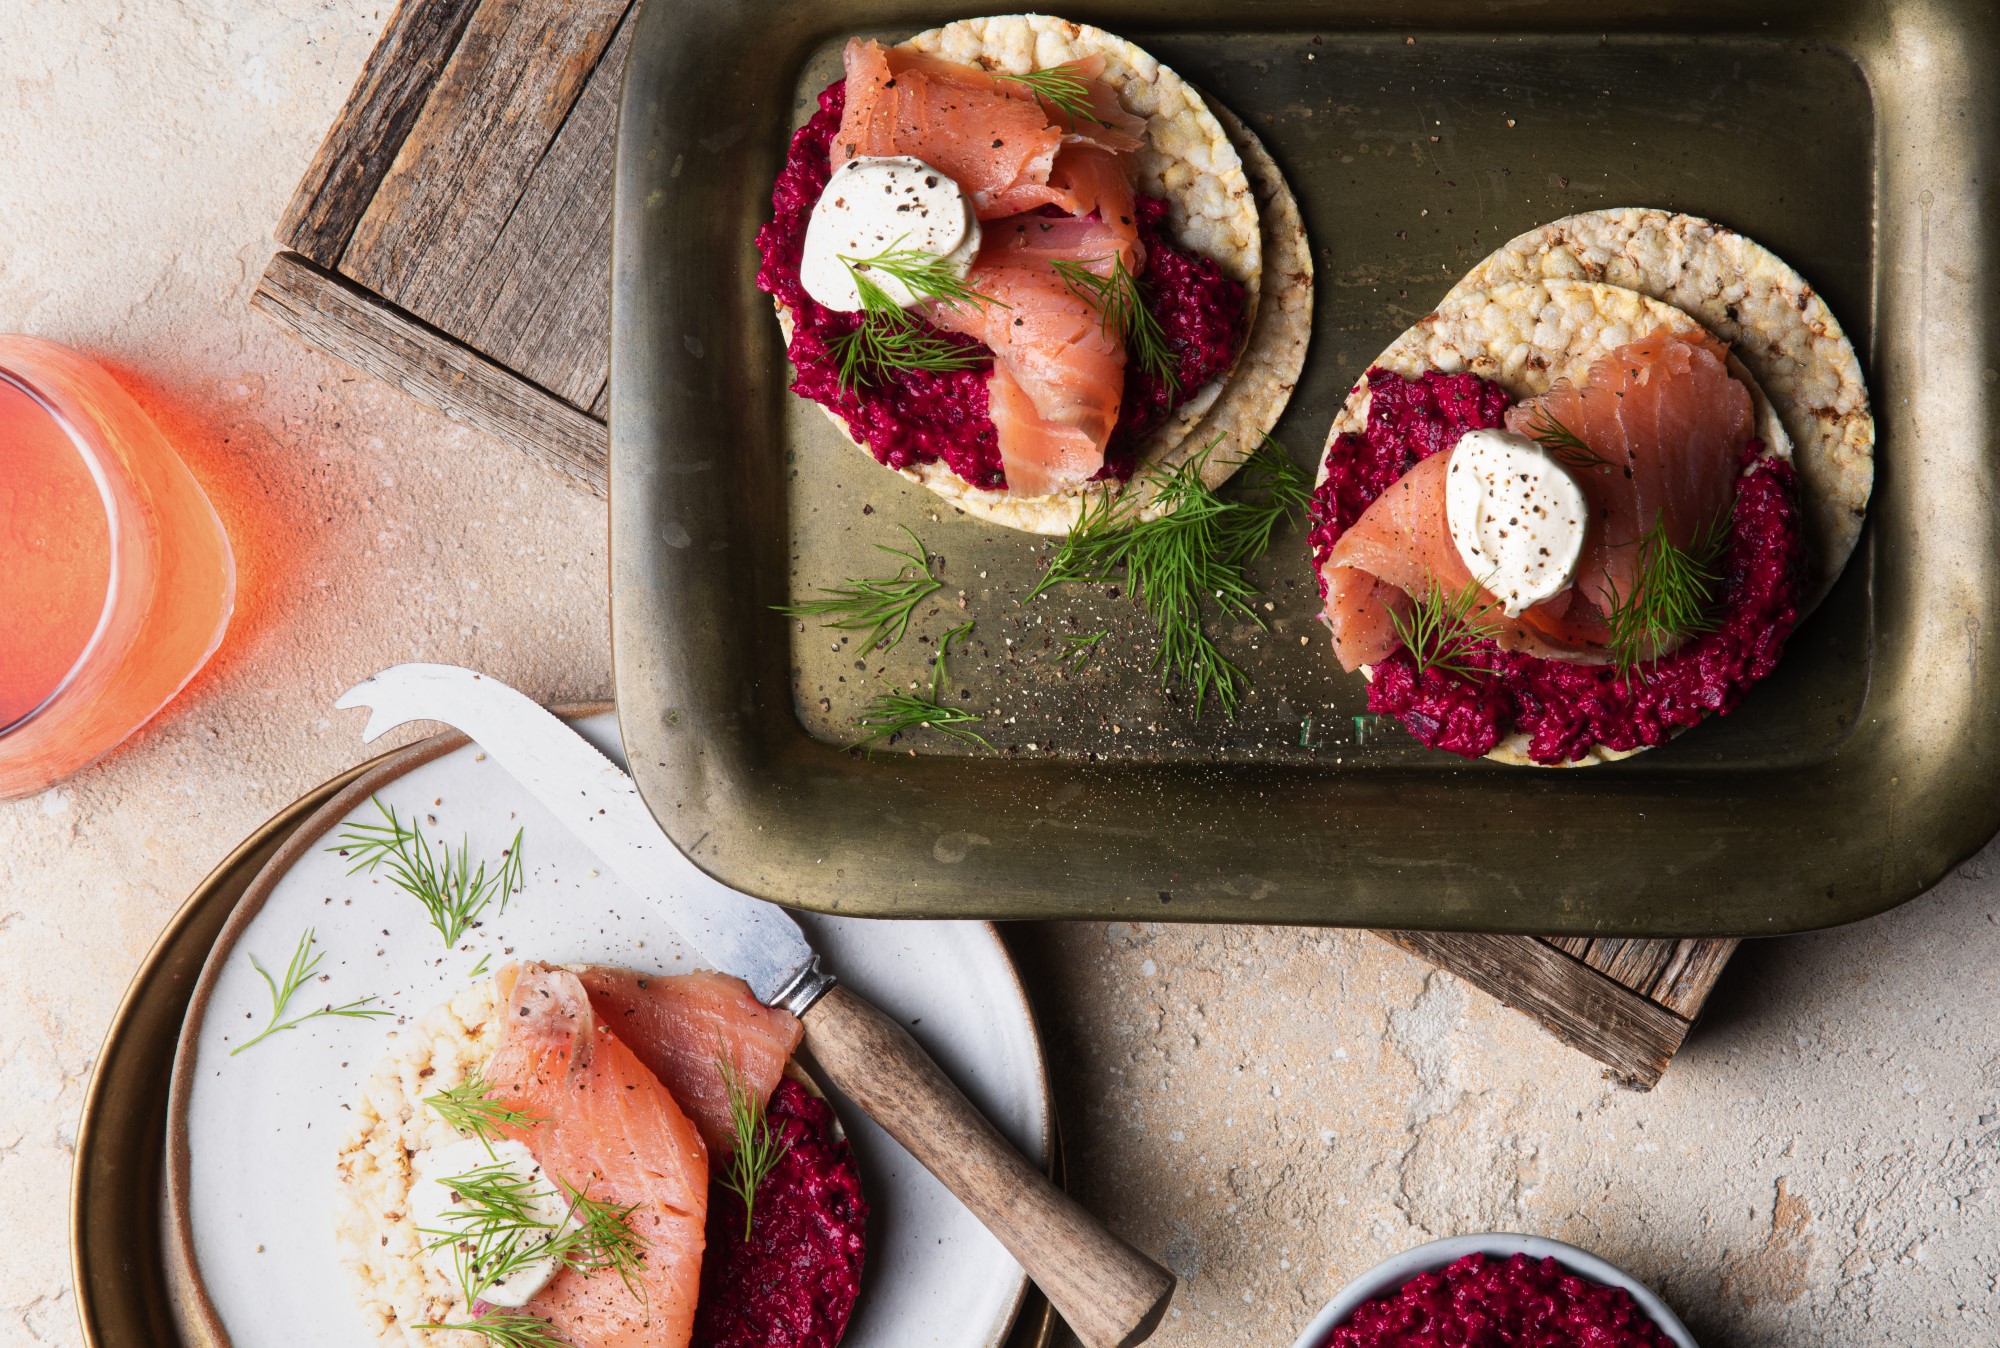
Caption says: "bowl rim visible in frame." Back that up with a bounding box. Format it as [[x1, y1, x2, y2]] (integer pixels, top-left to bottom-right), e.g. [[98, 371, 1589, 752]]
[[1289, 1233, 1698, 1348]]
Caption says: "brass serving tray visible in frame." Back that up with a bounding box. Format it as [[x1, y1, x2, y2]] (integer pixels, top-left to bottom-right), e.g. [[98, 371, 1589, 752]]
[[609, 0, 1998, 934]]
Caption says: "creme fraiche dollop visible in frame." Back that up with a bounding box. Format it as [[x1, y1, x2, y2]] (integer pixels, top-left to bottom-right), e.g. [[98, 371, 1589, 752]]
[[799, 155, 979, 312], [1445, 428, 1588, 617], [409, 1136, 573, 1308]]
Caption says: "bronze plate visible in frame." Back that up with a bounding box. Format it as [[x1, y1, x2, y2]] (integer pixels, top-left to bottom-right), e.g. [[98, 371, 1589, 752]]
[[610, 1, 1996, 934], [71, 723, 1058, 1348]]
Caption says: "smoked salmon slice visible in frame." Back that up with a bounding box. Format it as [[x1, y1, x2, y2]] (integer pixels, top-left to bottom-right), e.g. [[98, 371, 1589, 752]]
[[929, 253, 1127, 496], [575, 967, 804, 1160], [980, 144, 1144, 274], [1323, 327, 1753, 672], [1506, 327, 1749, 634], [834, 41, 1142, 221], [486, 964, 709, 1348], [835, 39, 1060, 220], [1320, 451, 1586, 671]]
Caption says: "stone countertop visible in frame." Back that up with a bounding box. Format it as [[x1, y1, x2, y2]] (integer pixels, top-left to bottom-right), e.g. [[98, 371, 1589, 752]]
[[1, 4, 1994, 1345]]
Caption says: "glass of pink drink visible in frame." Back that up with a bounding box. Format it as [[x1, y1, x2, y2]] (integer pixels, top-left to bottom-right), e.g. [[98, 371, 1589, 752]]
[[0, 336, 234, 798]]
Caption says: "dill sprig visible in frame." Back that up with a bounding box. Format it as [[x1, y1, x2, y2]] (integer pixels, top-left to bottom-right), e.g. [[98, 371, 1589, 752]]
[[1602, 509, 1730, 680], [418, 1163, 648, 1320], [1049, 256, 1179, 391], [1385, 576, 1499, 681], [995, 64, 1112, 129], [425, 1065, 544, 1154], [1521, 407, 1613, 472], [417, 1161, 570, 1310], [414, 1311, 566, 1348], [328, 797, 524, 949], [827, 239, 1001, 390], [556, 1182, 648, 1301], [1027, 436, 1308, 718], [469, 952, 491, 980], [775, 525, 941, 652], [845, 243, 998, 312], [852, 620, 989, 750], [716, 1049, 791, 1242], [230, 928, 388, 1057], [1053, 629, 1107, 673]]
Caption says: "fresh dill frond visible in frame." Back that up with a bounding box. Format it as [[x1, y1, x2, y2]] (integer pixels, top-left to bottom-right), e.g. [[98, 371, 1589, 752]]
[[1028, 436, 1308, 718], [994, 63, 1111, 129], [556, 1182, 648, 1301], [425, 1066, 544, 1153], [775, 525, 941, 652], [468, 952, 491, 980], [1049, 256, 1179, 392], [1602, 508, 1730, 680], [229, 928, 388, 1057], [1053, 629, 1107, 673], [716, 1049, 791, 1242], [329, 797, 525, 949], [844, 242, 1002, 314], [1384, 576, 1500, 681], [418, 1161, 569, 1310], [413, 1311, 567, 1348], [1521, 407, 1613, 472], [851, 619, 989, 751], [828, 239, 1002, 390]]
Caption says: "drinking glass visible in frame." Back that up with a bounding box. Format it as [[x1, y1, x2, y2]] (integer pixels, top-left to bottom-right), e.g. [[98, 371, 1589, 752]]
[[0, 336, 234, 798]]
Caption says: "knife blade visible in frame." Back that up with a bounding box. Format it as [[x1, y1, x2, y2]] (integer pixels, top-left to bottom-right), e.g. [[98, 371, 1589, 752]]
[[334, 662, 833, 1014], [336, 662, 1174, 1348]]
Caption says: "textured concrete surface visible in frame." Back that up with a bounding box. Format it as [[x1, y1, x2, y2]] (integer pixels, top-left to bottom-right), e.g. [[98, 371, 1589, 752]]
[[1, 5, 1995, 1347]]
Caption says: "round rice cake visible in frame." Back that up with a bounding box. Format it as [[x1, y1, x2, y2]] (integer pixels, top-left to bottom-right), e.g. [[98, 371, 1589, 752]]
[[777, 13, 1312, 534], [1320, 278, 1796, 768], [333, 977, 505, 1347], [1443, 207, 1872, 607]]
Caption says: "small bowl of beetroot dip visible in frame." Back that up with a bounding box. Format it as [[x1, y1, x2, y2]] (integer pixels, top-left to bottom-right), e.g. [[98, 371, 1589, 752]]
[[1291, 1234, 1697, 1348]]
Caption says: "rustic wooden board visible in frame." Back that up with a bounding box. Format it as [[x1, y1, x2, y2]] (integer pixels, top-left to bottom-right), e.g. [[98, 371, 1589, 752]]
[[253, 0, 1738, 1090]]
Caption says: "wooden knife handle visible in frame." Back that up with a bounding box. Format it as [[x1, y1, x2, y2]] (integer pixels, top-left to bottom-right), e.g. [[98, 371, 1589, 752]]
[[800, 982, 1175, 1348]]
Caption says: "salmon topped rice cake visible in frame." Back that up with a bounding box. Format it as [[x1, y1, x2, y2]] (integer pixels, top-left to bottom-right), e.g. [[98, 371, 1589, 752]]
[[757, 13, 1312, 534], [334, 964, 863, 1348]]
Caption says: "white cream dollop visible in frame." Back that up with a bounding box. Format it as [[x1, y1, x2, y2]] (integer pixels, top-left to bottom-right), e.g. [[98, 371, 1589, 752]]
[[1445, 428, 1589, 618], [799, 155, 979, 312], [409, 1136, 572, 1308]]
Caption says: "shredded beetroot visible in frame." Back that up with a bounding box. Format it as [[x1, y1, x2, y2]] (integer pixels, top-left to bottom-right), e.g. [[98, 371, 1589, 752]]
[[694, 1079, 867, 1348], [1099, 194, 1249, 480], [1324, 1252, 1677, 1348], [1307, 368, 1512, 582], [754, 81, 1247, 492], [1308, 368, 1806, 764], [755, 83, 1001, 488]]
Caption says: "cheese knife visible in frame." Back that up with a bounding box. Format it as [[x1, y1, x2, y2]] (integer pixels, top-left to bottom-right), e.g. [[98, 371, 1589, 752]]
[[336, 662, 1174, 1348]]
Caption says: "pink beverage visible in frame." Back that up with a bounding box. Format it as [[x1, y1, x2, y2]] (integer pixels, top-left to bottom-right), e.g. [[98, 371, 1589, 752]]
[[0, 337, 234, 797]]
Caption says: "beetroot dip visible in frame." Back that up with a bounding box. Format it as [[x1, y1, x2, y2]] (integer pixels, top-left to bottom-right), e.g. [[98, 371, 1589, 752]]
[[1323, 1252, 1677, 1348], [753, 81, 1246, 492], [694, 1078, 867, 1348], [1307, 367, 1806, 764]]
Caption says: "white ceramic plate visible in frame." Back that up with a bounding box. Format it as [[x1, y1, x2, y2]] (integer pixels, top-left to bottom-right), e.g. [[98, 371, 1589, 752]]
[[167, 713, 1049, 1348], [1290, 1233, 1698, 1348]]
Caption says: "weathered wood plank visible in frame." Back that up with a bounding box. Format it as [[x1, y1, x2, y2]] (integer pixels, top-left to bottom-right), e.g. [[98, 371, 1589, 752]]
[[277, 0, 483, 266], [343, 0, 629, 377], [1572, 937, 1680, 993], [386, 6, 630, 408], [1545, 936, 1592, 960], [252, 250, 608, 495], [1650, 938, 1741, 1019], [1376, 931, 1690, 1089]]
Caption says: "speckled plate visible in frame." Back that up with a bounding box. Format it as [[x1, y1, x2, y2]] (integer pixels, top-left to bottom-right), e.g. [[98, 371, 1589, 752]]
[[71, 710, 1056, 1348]]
